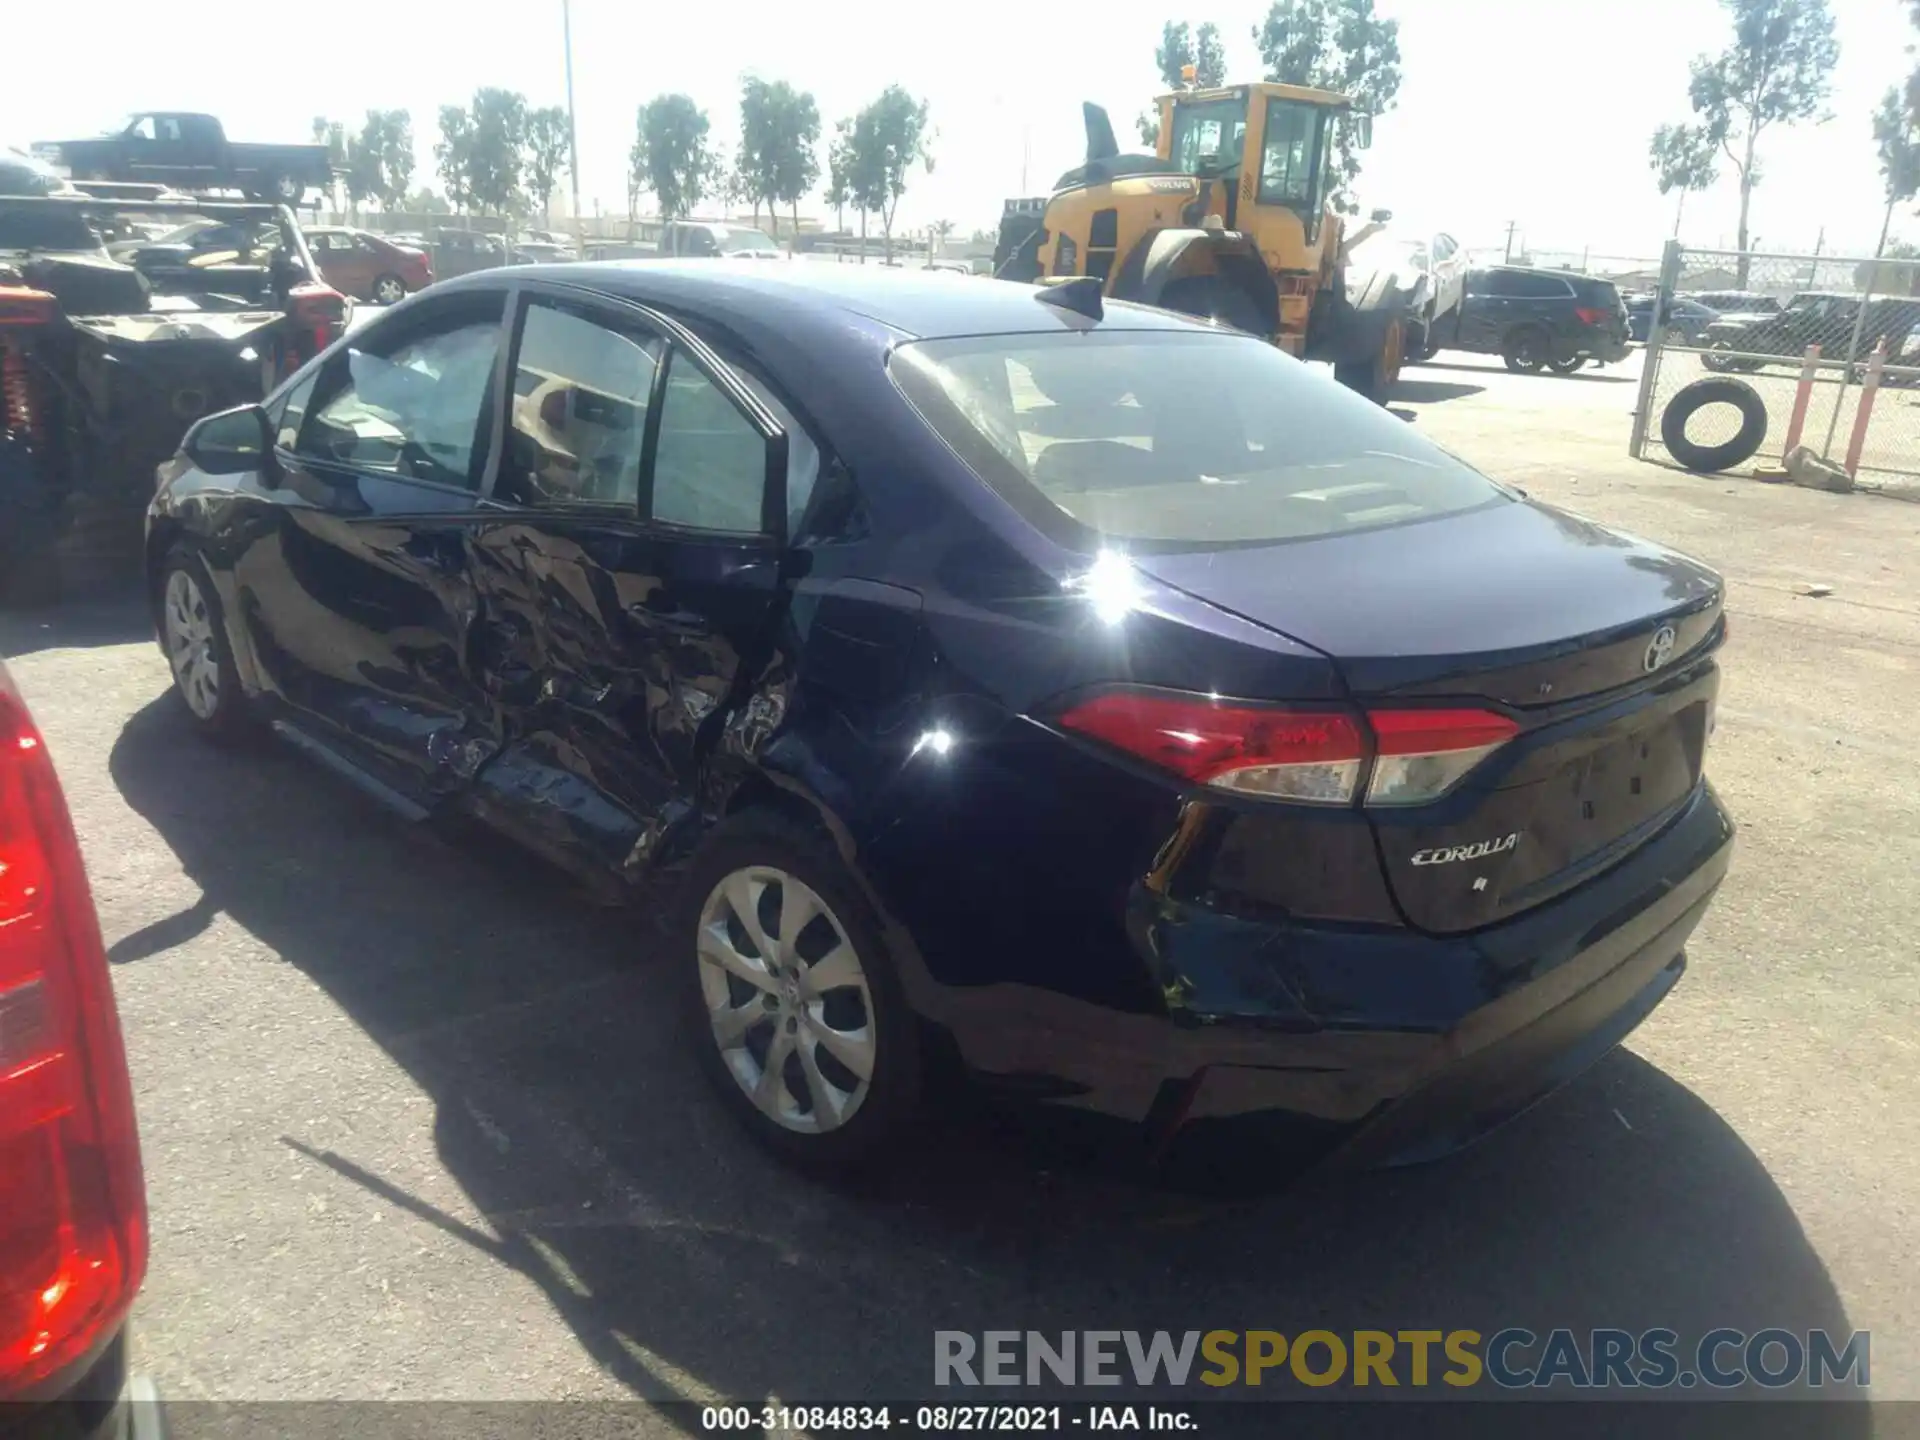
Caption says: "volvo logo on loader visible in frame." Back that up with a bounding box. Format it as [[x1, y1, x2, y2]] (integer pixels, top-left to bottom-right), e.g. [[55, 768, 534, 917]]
[[1410, 833, 1522, 866]]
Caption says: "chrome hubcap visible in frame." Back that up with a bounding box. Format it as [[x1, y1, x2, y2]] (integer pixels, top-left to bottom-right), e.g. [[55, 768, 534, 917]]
[[375, 279, 403, 303], [163, 568, 220, 719], [697, 866, 875, 1134]]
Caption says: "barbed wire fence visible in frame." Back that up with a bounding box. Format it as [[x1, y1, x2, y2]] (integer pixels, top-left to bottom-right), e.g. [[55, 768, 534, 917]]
[[1630, 240, 1920, 486]]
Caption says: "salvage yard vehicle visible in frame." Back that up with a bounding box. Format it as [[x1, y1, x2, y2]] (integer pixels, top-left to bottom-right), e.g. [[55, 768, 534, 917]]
[[146, 263, 1733, 1177], [658, 221, 783, 259], [1348, 226, 1469, 361], [306, 226, 434, 304], [42, 113, 333, 205], [0, 194, 349, 603], [1434, 265, 1631, 374], [1701, 291, 1920, 374], [993, 80, 1412, 402]]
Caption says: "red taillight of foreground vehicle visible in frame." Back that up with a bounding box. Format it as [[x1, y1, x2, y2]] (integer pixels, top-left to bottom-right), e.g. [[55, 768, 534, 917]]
[[0, 672, 146, 1400], [1573, 306, 1611, 327], [1055, 689, 1519, 808]]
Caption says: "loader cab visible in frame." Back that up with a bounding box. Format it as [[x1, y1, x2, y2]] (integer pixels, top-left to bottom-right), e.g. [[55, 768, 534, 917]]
[[1156, 83, 1349, 251]]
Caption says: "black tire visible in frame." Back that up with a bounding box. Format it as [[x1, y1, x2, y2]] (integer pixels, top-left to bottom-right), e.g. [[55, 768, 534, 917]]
[[157, 545, 252, 743], [1502, 327, 1548, 373], [1547, 355, 1584, 375], [1155, 276, 1268, 336], [678, 810, 922, 1176], [371, 273, 408, 305], [1333, 313, 1406, 406], [1660, 377, 1769, 474]]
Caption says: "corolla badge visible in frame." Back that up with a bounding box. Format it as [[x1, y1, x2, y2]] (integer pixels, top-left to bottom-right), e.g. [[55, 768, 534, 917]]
[[1410, 833, 1521, 866], [1644, 624, 1678, 673]]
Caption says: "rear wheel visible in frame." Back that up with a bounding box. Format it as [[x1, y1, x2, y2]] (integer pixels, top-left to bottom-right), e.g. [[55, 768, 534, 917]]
[[371, 273, 408, 305], [1156, 276, 1269, 336], [680, 812, 921, 1175], [1334, 313, 1405, 405], [1502, 326, 1548, 373]]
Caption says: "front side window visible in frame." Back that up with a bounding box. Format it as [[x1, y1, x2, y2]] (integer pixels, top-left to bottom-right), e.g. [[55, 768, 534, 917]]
[[1258, 100, 1322, 207], [298, 302, 504, 488], [891, 329, 1506, 552], [129, 117, 157, 141], [1168, 99, 1248, 177], [498, 299, 662, 508]]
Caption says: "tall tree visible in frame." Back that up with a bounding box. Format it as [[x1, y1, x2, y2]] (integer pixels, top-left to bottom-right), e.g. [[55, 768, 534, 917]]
[[825, 117, 855, 231], [737, 79, 775, 226], [638, 93, 712, 221], [354, 110, 415, 211], [523, 105, 571, 221], [848, 86, 933, 262], [1194, 22, 1227, 86], [768, 85, 821, 240], [1254, 0, 1401, 211], [1648, 122, 1720, 236], [464, 87, 528, 215], [311, 118, 349, 212], [434, 105, 475, 213], [1671, 0, 1839, 279], [1154, 21, 1194, 86], [627, 124, 647, 223], [1865, 86, 1920, 294]]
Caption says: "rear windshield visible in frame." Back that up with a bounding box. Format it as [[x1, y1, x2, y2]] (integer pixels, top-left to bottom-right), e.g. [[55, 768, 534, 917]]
[[889, 328, 1508, 552], [0, 209, 98, 251]]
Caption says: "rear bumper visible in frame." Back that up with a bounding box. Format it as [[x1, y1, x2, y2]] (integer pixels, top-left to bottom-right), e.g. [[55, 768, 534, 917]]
[[939, 781, 1734, 1167], [1583, 332, 1631, 363]]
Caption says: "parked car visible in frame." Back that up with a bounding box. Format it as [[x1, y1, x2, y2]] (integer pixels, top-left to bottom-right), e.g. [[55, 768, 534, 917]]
[[43, 113, 332, 205], [1350, 228, 1468, 360], [512, 241, 573, 266], [519, 229, 577, 255], [145, 263, 1733, 1175], [0, 660, 152, 1434], [1625, 294, 1717, 345], [1433, 266, 1631, 373], [658, 221, 783, 259], [306, 226, 433, 304], [1702, 290, 1920, 373], [1688, 289, 1781, 316], [429, 229, 514, 279]]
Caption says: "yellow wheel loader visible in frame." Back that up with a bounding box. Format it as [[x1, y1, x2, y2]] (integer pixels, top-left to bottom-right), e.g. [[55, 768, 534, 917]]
[[995, 81, 1409, 403]]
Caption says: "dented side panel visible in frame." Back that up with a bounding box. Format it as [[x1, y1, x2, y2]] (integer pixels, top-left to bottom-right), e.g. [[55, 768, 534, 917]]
[[462, 517, 786, 881]]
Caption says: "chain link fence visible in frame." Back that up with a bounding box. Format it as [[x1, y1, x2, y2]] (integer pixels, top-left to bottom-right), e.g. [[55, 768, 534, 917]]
[[1631, 241, 1920, 481]]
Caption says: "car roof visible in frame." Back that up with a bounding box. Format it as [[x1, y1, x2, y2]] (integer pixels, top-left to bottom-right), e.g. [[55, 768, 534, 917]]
[[435, 260, 1223, 343]]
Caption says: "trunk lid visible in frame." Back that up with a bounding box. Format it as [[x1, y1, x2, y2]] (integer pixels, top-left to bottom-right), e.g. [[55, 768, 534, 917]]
[[1133, 501, 1725, 932]]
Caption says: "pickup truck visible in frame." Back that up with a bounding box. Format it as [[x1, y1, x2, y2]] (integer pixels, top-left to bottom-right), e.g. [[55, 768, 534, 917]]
[[42, 113, 333, 205], [658, 221, 782, 258]]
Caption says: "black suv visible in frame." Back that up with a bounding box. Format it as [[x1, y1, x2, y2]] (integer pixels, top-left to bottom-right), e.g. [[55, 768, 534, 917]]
[[1703, 291, 1920, 373], [1435, 266, 1631, 374]]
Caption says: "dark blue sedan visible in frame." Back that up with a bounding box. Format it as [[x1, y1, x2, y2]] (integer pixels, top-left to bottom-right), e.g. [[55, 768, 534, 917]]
[[144, 263, 1735, 1175]]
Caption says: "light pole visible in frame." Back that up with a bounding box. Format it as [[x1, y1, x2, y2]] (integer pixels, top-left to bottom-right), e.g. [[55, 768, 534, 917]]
[[563, 0, 582, 230]]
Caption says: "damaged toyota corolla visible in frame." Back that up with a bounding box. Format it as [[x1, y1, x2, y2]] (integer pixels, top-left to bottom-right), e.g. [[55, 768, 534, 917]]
[[143, 264, 1734, 1178], [0, 194, 348, 603]]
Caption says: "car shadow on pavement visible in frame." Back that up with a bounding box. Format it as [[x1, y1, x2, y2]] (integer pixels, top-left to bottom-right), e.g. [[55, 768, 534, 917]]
[[1391, 379, 1487, 404], [108, 693, 1861, 1426], [0, 588, 150, 660]]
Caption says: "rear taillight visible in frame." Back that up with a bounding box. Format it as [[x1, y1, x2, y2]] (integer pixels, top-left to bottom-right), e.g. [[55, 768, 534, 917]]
[[1574, 306, 1609, 326], [1054, 689, 1518, 808], [0, 673, 145, 1400]]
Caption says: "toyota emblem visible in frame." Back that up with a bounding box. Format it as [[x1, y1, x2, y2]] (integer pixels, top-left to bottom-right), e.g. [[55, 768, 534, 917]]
[[1644, 624, 1677, 673]]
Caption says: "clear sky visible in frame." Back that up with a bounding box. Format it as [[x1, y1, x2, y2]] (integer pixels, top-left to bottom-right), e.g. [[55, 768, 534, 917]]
[[5, 0, 1913, 262]]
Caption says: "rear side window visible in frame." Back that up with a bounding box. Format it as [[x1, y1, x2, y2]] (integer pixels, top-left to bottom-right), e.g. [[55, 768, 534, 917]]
[[890, 329, 1507, 553]]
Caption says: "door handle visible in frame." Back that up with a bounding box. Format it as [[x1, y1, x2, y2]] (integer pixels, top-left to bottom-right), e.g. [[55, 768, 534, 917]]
[[626, 596, 708, 636]]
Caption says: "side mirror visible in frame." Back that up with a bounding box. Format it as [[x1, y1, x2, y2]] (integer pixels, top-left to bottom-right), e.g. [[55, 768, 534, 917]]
[[183, 404, 272, 475], [1351, 111, 1375, 151]]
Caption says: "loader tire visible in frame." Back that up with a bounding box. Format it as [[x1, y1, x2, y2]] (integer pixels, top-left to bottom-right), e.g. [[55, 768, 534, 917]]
[[1334, 314, 1405, 406]]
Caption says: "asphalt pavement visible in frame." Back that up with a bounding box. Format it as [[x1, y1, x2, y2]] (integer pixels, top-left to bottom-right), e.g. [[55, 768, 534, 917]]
[[2, 351, 1916, 1417]]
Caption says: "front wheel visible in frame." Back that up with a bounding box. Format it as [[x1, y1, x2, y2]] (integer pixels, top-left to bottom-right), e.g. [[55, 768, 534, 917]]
[[1333, 314, 1405, 406], [1502, 327, 1548, 373], [371, 273, 408, 305], [679, 812, 922, 1175], [1547, 355, 1584, 375], [1155, 276, 1270, 336], [158, 547, 251, 743]]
